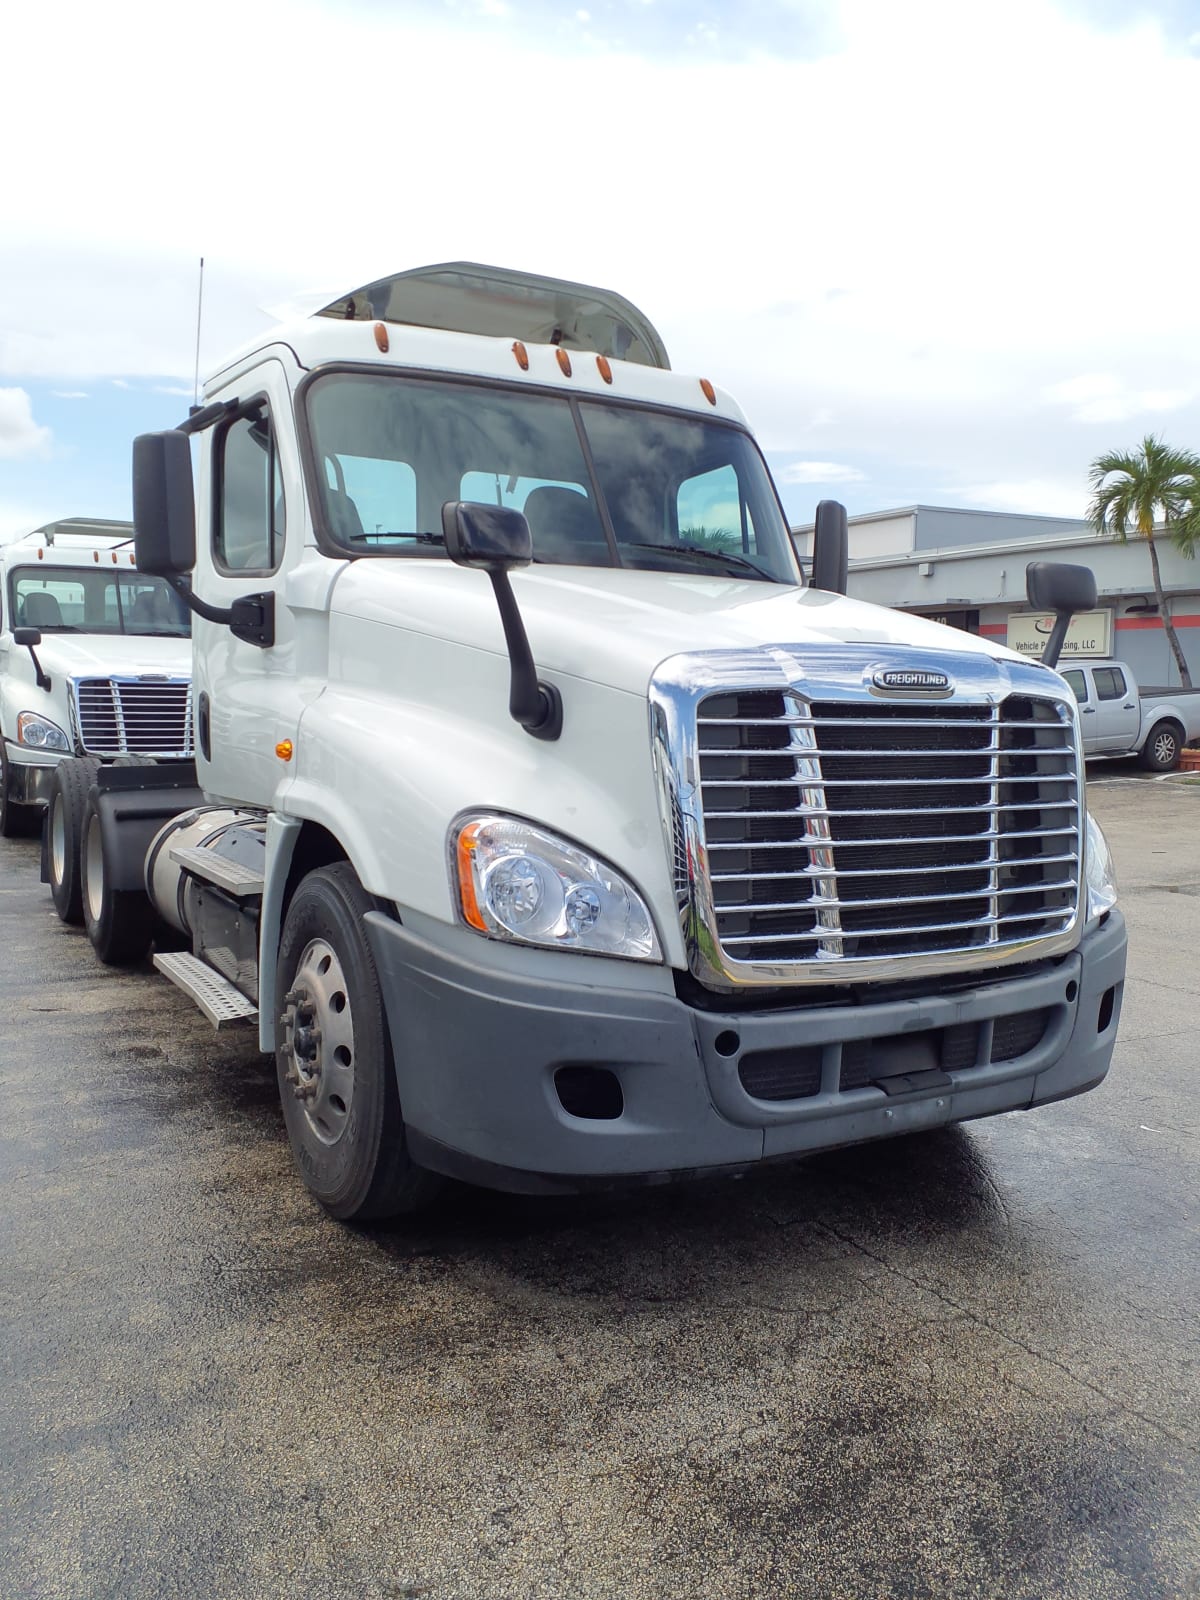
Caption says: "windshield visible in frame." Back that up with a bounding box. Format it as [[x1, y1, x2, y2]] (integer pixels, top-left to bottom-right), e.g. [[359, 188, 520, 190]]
[[7, 566, 191, 637], [303, 373, 800, 584]]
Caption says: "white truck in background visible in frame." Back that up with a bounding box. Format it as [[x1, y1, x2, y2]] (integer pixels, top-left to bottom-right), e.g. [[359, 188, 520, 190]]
[[1057, 660, 1200, 770], [45, 263, 1127, 1222], [0, 520, 192, 919]]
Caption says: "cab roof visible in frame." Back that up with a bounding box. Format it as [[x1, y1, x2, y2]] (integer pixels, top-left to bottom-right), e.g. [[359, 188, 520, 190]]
[[315, 261, 670, 371]]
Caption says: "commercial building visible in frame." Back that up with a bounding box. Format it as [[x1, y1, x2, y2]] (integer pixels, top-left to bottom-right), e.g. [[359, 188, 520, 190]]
[[793, 505, 1200, 688]]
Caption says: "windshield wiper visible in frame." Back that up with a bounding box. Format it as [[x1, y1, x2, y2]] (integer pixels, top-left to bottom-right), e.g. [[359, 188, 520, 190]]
[[620, 542, 778, 580], [350, 530, 445, 546]]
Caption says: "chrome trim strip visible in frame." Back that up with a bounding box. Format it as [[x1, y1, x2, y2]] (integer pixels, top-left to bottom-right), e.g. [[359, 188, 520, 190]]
[[648, 644, 1085, 989]]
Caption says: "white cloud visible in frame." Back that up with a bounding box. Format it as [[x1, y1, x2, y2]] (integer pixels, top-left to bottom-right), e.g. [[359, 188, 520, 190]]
[[777, 461, 866, 485], [154, 384, 194, 397], [1044, 372, 1193, 423], [0, 389, 52, 461], [52, 389, 89, 400], [949, 479, 1088, 519]]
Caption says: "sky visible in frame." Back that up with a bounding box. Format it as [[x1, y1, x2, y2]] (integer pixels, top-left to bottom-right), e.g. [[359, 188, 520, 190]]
[[2, 0, 1199, 542]]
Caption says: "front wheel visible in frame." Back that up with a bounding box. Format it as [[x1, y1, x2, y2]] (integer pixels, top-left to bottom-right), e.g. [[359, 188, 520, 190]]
[[1140, 720, 1183, 771], [0, 741, 39, 839], [275, 862, 443, 1222]]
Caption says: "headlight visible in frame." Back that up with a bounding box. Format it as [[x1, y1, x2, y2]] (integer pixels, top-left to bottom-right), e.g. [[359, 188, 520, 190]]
[[1085, 811, 1118, 922], [452, 814, 661, 961], [16, 711, 70, 752]]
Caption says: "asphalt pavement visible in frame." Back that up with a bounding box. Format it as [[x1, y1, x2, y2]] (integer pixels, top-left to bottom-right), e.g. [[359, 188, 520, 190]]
[[2, 777, 1198, 1600]]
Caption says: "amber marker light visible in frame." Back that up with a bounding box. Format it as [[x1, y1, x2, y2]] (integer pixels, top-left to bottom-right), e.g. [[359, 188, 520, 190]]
[[456, 823, 488, 931], [512, 340, 530, 371], [556, 348, 573, 377], [373, 321, 389, 353], [596, 355, 613, 384], [93, 551, 100, 562], [275, 739, 294, 762], [700, 378, 717, 405]]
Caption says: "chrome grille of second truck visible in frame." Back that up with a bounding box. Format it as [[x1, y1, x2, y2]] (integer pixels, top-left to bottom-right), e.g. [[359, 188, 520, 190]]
[[72, 678, 193, 758], [698, 691, 1079, 966]]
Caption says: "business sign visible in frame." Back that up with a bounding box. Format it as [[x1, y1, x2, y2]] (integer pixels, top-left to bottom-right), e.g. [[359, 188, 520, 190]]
[[1006, 609, 1113, 659]]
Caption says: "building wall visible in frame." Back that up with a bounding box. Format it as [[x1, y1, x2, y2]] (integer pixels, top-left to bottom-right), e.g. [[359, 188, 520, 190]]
[[792, 506, 1200, 688]]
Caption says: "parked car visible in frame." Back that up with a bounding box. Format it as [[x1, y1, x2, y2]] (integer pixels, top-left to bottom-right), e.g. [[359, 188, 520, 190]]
[[1057, 660, 1200, 770]]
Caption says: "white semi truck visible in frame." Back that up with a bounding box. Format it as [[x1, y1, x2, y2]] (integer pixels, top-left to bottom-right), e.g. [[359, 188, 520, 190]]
[[0, 521, 192, 929], [50, 263, 1126, 1221]]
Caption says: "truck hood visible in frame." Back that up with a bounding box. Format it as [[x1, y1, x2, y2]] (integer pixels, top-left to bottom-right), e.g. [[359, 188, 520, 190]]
[[27, 635, 192, 680], [334, 562, 1034, 695]]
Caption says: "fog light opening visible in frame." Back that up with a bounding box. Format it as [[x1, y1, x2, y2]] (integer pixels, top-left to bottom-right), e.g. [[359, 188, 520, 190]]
[[554, 1066, 624, 1121], [1097, 986, 1116, 1034], [714, 1029, 741, 1059], [1065, 980, 1079, 1003]]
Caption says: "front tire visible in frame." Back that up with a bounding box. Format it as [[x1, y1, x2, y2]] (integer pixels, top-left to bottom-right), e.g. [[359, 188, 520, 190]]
[[0, 741, 39, 839], [48, 758, 101, 923], [275, 862, 442, 1222], [81, 799, 156, 965], [1140, 720, 1183, 771]]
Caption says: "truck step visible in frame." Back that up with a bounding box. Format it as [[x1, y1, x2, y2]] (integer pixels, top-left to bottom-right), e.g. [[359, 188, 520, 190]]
[[169, 844, 265, 897], [153, 951, 259, 1029]]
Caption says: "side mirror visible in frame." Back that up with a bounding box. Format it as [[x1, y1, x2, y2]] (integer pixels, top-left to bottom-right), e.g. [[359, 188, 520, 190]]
[[442, 500, 533, 570], [132, 431, 197, 577], [811, 499, 849, 595], [12, 627, 50, 690], [1025, 562, 1098, 668], [440, 499, 560, 740]]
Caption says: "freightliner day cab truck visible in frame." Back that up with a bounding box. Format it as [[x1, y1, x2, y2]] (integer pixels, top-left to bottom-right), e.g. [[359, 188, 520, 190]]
[[0, 522, 192, 935], [50, 263, 1127, 1221]]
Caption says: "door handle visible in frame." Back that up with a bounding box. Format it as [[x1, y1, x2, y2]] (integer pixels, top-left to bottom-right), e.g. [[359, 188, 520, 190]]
[[1082, 707, 1096, 713], [1122, 703, 1134, 709]]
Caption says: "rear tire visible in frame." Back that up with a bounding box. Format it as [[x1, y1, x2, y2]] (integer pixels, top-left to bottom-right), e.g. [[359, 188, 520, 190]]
[[0, 741, 39, 839], [1139, 720, 1183, 771], [275, 861, 443, 1222], [47, 758, 102, 923], [81, 799, 155, 965]]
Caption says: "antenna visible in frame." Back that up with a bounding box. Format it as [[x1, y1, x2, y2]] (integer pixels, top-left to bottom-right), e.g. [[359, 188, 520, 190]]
[[191, 256, 206, 410]]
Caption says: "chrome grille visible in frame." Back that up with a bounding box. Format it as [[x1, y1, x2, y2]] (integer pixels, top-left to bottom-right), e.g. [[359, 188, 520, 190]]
[[72, 677, 193, 758], [695, 688, 1080, 973]]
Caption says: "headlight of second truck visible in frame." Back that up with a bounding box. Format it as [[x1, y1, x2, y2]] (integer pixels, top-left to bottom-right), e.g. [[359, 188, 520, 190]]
[[1084, 810, 1118, 925], [452, 814, 661, 961], [16, 711, 71, 752]]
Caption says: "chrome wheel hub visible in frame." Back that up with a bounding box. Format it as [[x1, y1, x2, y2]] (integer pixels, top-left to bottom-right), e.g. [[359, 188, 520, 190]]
[[280, 939, 355, 1146]]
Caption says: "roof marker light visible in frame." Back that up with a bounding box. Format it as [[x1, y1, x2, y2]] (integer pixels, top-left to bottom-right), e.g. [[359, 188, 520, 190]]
[[596, 355, 613, 384], [93, 551, 100, 563], [373, 321, 389, 353], [556, 348, 573, 378], [512, 340, 529, 371], [700, 379, 717, 406], [37, 549, 43, 560]]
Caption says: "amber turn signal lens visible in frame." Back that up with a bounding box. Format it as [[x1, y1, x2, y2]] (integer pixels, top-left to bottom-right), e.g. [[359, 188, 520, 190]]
[[275, 740, 294, 762], [555, 348, 573, 377], [512, 340, 530, 371], [700, 378, 717, 405], [373, 322, 389, 353], [456, 824, 487, 931], [596, 355, 613, 384]]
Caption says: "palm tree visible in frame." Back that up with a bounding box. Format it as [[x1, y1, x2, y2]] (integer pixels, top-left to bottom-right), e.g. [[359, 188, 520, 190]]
[[1087, 435, 1200, 689]]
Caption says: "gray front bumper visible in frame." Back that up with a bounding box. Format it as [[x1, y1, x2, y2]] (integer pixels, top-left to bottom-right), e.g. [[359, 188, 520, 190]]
[[365, 910, 1127, 1192], [2, 744, 59, 808]]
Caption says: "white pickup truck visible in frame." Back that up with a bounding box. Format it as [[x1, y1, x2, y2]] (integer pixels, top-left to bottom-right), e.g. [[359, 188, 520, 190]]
[[44, 263, 1127, 1222], [0, 520, 193, 915], [1058, 660, 1200, 770]]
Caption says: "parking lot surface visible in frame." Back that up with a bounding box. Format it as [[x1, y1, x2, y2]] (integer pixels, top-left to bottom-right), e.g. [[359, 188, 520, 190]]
[[2, 778, 1198, 1600]]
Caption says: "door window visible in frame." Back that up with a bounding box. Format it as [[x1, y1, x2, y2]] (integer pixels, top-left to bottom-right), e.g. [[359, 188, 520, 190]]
[[1061, 670, 1086, 703], [1093, 667, 1127, 701], [216, 408, 285, 572]]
